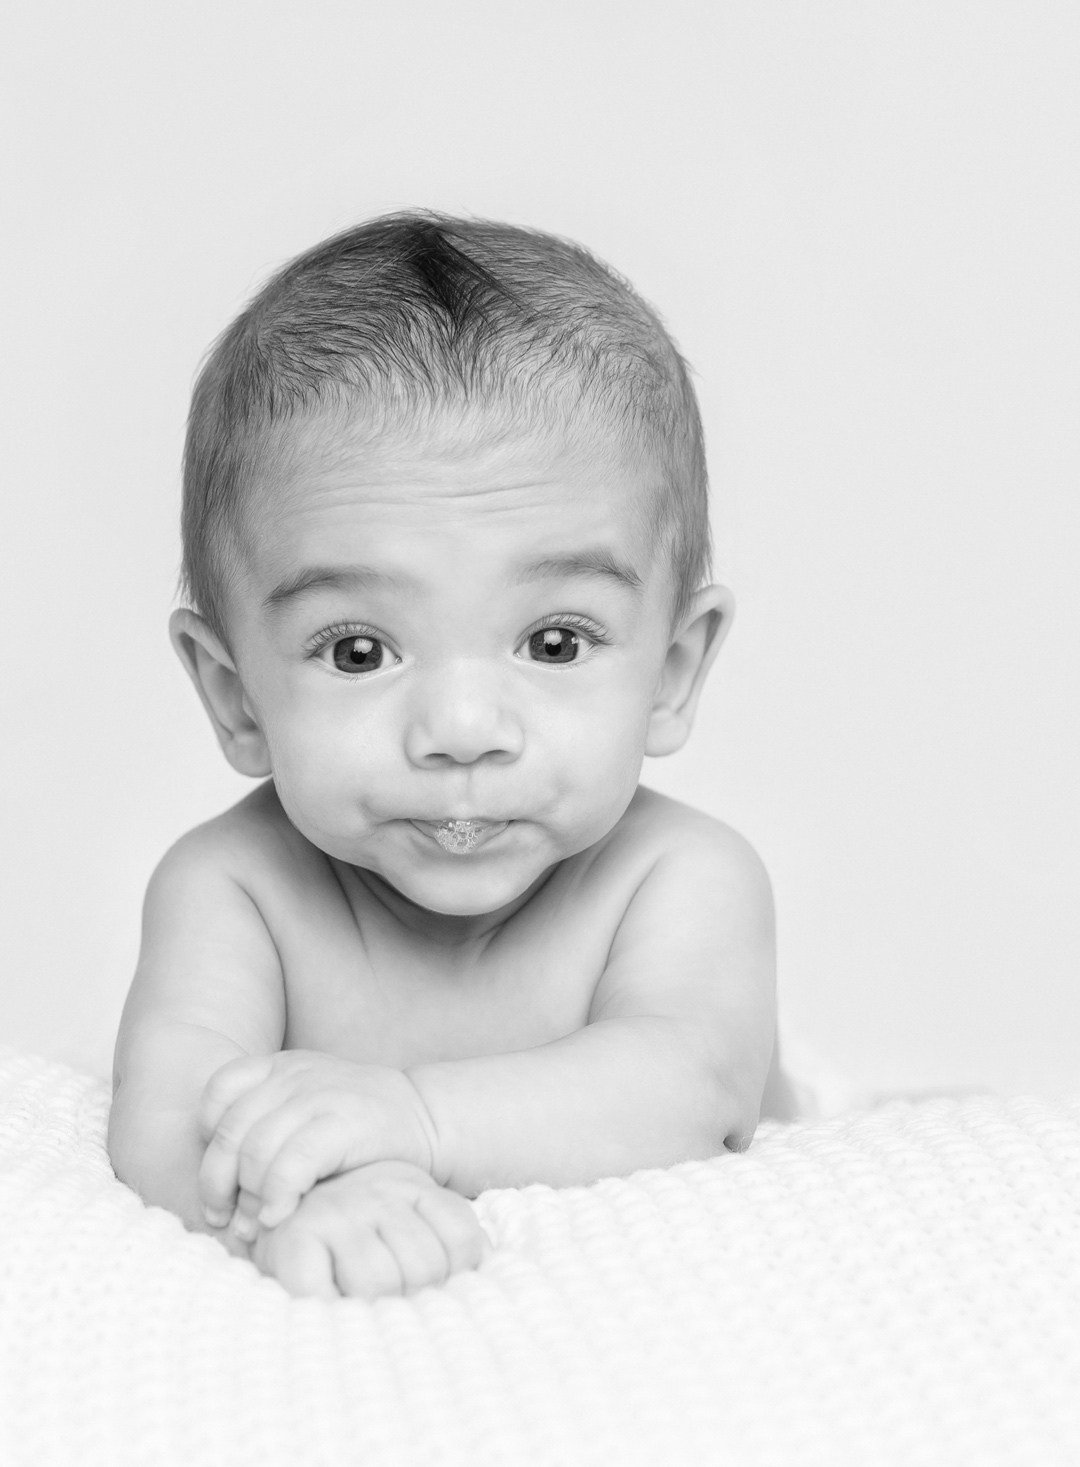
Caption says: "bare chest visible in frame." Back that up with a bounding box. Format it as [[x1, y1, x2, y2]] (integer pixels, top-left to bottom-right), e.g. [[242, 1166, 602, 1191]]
[[269, 869, 618, 1069]]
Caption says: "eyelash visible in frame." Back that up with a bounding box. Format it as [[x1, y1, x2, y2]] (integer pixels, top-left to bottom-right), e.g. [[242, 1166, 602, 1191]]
[[305, 622, 391, 660], [306, 614, 612, 667], [519, 613, 612, 652]]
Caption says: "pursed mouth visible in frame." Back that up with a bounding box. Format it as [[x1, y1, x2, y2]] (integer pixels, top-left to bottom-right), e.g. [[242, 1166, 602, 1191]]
[[410, 818, 510, 855]]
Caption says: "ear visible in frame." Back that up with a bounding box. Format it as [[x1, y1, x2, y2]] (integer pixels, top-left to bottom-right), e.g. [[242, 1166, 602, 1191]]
[[169, 609, 272, 777], [645, 585, 735, 758]]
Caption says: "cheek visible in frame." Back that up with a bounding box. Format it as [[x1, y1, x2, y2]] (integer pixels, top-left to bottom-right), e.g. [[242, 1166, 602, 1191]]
[[261, 700, 392, 858], [256, 682, 394, 797], [542, 675, 652, 800]]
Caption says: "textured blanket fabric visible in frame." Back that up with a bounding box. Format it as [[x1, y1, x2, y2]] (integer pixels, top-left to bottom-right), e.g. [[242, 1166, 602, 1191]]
[[0, 1049, 1078, 1467]]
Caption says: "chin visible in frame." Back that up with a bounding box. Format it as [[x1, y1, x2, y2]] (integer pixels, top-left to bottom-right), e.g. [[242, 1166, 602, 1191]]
[[391, 861, 541, 917]]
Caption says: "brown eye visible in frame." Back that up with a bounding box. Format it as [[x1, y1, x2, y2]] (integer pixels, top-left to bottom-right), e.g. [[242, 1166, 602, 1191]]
[[527, 627, 580, 663], [331, 635, 386, 673]]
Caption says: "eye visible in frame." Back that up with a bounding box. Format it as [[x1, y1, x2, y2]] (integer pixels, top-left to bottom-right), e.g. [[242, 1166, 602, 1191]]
[[527, 627, 581, 664], [330, 634, 390, 674]]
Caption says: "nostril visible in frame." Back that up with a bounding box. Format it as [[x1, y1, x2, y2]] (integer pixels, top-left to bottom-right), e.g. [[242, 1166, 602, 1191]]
[[420, 745, 517, 768], [406, 734, 523, 769]]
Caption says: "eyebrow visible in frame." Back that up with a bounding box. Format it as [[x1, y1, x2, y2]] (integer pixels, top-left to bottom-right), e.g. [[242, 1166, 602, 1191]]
[[262, 546, 644, 613], [516, 549, 644, 594], [262, 564, 400, 612]]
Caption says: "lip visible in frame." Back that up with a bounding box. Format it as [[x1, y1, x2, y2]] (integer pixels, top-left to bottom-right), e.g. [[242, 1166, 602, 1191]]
[[410, 819, 511, 854]]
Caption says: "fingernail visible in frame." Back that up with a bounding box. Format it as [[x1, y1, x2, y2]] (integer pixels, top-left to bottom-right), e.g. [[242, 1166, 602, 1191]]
[[231, 1213, 258, 1242], [204, 1207, 231, 1229]]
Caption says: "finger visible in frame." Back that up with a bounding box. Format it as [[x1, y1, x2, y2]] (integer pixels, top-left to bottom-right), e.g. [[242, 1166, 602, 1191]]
[[202, 1199, 235, 1231], [199, 1133, 243, 1223], [229, 1188, 262, 1245], [198, 1089, 306, 1220], [232, 1099, 327, 1211], [199, 1134, 242, 1224], [198, 1054, 276, 1139], [375, 1209, 452, 1294], [414, 1189, 488, 1275], [260, 1227, 340, 1301], [256, 1116, 358, 1228], [330, 1227, 406, 1301]]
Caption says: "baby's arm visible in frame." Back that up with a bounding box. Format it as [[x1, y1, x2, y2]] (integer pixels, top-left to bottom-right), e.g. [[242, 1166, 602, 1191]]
[[413, 827, 777, 1194], [107, 829, 287, 1244], [203, 822, 775, 1215], [111, 830, 488, 1296]]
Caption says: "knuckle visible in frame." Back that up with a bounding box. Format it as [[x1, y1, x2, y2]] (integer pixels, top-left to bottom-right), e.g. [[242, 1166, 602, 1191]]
[[237, 1126, 277, 1168], [291, 1123, 338, 1159], [262, 1157, 309, 1203], [421, 1194, 482, 1250], [202, 1068, 238, 1107], [213, 1054, 275, 1103], [275, 1052, 314, 1082], [439, 1195, 481, 1233], [213, 1112, 254, 1152]]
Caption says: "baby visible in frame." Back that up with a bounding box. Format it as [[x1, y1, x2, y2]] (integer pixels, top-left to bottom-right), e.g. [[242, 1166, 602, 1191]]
[[108, 213, 795, 1300]]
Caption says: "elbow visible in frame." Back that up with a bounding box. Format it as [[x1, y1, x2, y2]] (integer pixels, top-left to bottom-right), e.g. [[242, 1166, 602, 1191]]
[[721, 1121, 756, 1154], [701, 1074, 761, 1158], [644, 1043, 763, 1165]]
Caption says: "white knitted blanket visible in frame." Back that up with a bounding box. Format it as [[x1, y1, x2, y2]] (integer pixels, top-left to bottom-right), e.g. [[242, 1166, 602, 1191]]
[[1, 1048, 1078, 1467]]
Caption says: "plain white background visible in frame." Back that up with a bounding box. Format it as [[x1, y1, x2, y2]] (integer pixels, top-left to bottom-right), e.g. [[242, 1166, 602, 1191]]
[[1, 1, 1076, 1094]]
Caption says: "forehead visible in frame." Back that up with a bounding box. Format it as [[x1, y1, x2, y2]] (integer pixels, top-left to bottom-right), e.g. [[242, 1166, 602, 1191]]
[[238, 403, 665, 586]]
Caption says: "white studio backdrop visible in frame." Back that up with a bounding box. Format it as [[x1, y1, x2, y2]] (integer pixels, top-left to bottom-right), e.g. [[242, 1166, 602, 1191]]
[[1, 1, 1077, 1096]]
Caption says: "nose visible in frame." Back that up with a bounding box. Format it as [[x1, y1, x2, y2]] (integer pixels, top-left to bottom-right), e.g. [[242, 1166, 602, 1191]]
[[403, 659, 525, 769]]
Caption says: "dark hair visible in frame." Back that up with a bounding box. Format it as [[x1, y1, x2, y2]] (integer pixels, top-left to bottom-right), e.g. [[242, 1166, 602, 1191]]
[[181, 212, 710, 638]]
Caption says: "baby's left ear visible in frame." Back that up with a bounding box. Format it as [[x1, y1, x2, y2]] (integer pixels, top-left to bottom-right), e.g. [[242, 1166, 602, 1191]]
[[645, 585, 734, 757]]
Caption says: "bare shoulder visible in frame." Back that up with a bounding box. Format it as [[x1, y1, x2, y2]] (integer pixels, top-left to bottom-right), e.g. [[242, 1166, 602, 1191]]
[[144, 784, 352, 961], [580, 785, 775, 1007], [606, 786, 773, 908], [132, 782, 331, 1040], [151, 780, 312, 894]]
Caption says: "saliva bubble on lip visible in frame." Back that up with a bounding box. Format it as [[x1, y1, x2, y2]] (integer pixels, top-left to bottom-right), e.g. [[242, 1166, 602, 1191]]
[[434, 820, 486, 855]]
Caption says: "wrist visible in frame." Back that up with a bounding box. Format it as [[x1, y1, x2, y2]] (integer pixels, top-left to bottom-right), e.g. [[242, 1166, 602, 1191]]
[[402, 1066, 452, 1186]]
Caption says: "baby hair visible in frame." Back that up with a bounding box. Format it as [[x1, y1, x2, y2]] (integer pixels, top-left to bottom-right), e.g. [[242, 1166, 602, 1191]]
[[181, 213, 711, 640]]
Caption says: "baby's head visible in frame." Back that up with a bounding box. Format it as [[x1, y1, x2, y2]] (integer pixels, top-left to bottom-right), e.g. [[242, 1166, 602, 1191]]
[[173, 214, 732, 914]]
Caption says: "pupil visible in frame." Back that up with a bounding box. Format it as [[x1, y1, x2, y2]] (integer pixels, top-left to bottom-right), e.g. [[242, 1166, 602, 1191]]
[[530, 628, 579, 663], [333, 636, 381, 673]]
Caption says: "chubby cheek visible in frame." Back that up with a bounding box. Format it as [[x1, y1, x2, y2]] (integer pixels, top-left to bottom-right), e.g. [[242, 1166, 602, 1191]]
[[255, 690, 396, 841], [541, 686, 651, 845]]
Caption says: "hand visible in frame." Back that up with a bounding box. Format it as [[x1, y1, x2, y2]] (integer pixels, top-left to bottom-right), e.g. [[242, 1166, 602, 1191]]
[[197, 1050, 439, 1237], [249, 1160, 491, 1300]]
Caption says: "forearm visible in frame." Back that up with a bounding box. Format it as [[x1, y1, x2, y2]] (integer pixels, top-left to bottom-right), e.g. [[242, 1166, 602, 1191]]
[[406, 1016, 753, 1196], [109, 1086, 204, 1226], [108, 1023, 252, 1254], [108, 1089, 254, 1260]]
